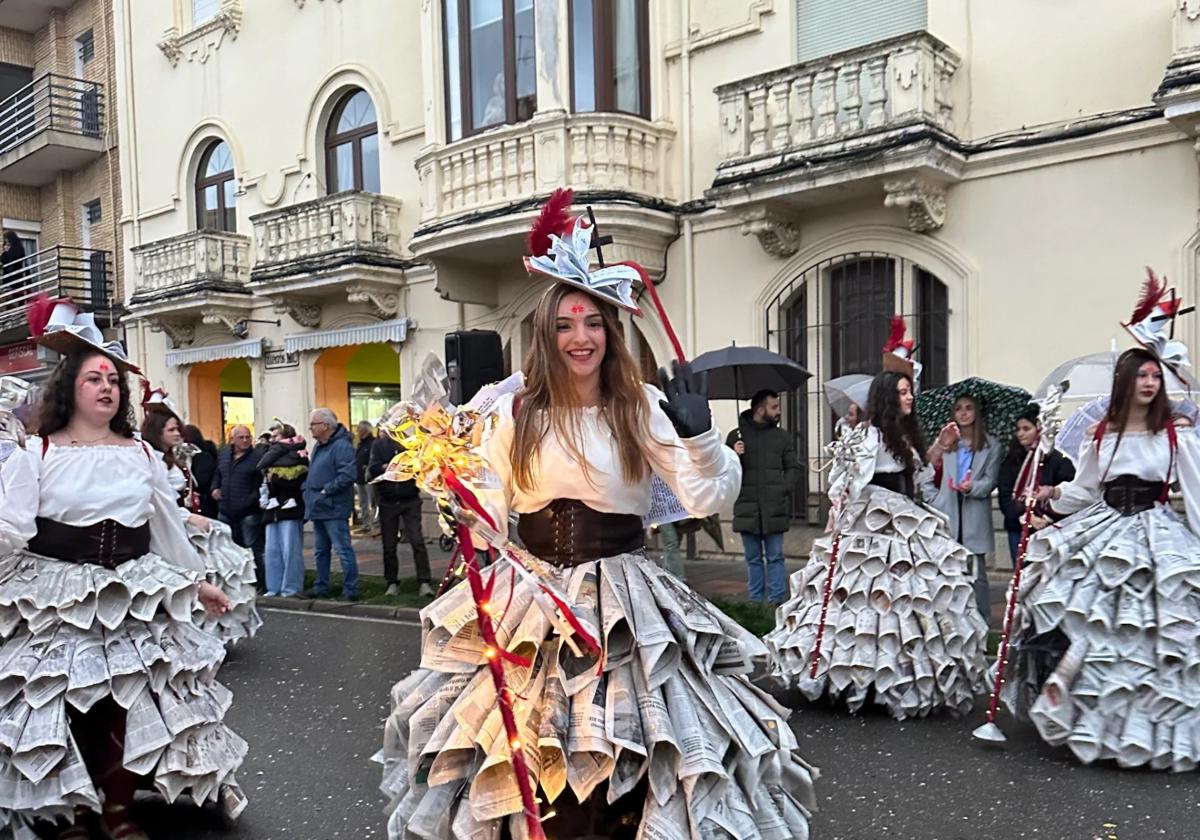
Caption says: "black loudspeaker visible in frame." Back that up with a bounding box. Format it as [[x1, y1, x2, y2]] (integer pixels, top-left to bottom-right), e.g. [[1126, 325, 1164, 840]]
[[445, 330, 504, 405]]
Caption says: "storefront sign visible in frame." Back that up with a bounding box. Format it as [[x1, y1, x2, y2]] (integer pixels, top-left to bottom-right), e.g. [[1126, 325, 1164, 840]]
[[263, 349, 300, 370], [0, 341, 39, 375]]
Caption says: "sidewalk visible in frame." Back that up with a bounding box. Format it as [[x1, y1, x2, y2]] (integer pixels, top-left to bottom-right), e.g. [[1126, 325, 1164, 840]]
[[292, 531, 1014, 627]]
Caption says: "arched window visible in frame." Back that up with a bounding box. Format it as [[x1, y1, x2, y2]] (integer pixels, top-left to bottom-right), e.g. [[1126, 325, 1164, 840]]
[[326, 89, 380, 194], [195, 140, 236, 232], [767, 253, 950, 520]]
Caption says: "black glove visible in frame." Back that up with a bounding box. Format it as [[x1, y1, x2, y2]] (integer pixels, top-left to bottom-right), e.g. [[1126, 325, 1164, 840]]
[[658, 360, 712, 439]]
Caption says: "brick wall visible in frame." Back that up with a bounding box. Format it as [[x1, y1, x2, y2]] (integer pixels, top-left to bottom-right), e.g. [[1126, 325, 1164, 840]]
[[0, 27, 34, 67]]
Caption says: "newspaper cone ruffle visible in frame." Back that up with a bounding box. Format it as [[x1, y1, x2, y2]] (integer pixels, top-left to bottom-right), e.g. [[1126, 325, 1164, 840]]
[[187, 522, 261, 647], [766, 486, 989, 719], [377, 552, 817, 840], [0, 550, 247, 839], [1003, 501, 1200, 770]]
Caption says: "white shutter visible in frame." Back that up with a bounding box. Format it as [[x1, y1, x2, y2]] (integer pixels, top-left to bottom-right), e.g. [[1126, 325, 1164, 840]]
[[796, 0, 928, 62]]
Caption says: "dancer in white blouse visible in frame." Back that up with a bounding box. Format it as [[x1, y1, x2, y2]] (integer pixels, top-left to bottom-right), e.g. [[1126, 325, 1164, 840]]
[[377, 192, 816, 840], [141, 395, 262, 647], [0, 300, 246, 840], [766, 364, 988, 720], [1004, 274, 1200, 769]]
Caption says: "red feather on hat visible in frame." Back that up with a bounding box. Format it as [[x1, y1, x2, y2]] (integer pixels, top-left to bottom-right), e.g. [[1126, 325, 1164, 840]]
[[882, 314, 913, 353], [526, 188, 576, 258], [26, 293, 57, 338], [1130, 267, 1166, 325]]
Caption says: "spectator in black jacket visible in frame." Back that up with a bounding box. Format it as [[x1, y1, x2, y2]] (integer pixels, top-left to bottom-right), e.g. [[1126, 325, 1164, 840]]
[[212, 424, 265, 588], [258, 423, 308, 597], [182, 424, 219, 519], [996, 405, 1076, 564], [354, 420, 378, 535], [368, 427, 433, 597]]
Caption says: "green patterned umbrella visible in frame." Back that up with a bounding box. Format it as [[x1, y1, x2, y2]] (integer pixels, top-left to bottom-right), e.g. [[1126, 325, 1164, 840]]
[[915, 377, 1033, 446]]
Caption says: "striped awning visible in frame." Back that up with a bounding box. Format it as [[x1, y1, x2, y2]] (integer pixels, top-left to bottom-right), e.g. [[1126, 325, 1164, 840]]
[[284, 318, 409, 353], [165, 337, 264, 367]]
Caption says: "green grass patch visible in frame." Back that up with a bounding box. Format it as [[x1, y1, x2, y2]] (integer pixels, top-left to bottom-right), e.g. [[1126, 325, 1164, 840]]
[[303, 571, 433, 609], [707, 597, 777, 637]]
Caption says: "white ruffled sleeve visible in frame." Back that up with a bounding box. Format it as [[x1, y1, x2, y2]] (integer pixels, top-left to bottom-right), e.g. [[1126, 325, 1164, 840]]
[[641, 385, 741, 517], [829, 425, 881, 503], [1050, 434, 1102, 516], [1174, 427, 1200, 538], [147, 449, 205, 572], [0, 445, 39, 555]]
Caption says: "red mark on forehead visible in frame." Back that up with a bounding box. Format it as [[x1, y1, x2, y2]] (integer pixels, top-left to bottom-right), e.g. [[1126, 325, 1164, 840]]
[[570, 304, 586, 314], [98, 362, 110, 371]]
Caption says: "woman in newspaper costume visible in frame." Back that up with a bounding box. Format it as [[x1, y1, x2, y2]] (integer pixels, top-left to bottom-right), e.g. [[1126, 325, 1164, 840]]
[[378, 190, 817, 839], [141, 389, 261, 647], [765, 326, 989, 720], [1002, 271, 1200, 769], [0, 298, 247, 840]]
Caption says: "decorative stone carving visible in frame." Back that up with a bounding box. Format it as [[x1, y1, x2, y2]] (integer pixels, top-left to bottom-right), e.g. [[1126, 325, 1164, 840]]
[[158, 0, 243, 66], [883, 178, 947, 233], [738, 208, 801, 258], [147, 318, 195, 347], [346, 283, 400, 319], [201, 306, 252, 338], [157, 27, 184, 66], [272, 300, 322, 328]]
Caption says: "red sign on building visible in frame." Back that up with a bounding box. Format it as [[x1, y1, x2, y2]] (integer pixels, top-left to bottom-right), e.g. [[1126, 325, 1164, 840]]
[[0, 341, 39, 375]]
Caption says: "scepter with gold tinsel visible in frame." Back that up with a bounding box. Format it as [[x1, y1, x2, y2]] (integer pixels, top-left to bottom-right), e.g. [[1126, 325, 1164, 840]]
[[375, 360, 601, 839]]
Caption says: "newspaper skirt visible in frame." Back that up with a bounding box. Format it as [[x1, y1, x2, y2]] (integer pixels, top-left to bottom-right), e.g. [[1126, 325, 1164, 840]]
[[377, 551, 818, 840], [765, 485, 989, 720], [1002, 500, 1200, 770], [0, 549, 248, 839], [187, 522, 262, 647]]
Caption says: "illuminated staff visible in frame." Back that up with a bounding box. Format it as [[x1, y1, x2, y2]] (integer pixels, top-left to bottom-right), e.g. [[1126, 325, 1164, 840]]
[[974, 385, 1065, 744]]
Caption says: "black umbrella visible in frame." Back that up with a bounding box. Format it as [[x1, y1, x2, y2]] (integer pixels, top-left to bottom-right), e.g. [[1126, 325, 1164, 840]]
[[691, 344, 811, 401]]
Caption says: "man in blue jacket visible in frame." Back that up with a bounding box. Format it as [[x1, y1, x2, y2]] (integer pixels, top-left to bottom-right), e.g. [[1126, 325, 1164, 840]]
[[211, 424, 264, 589], [303, 408, 360, 600]]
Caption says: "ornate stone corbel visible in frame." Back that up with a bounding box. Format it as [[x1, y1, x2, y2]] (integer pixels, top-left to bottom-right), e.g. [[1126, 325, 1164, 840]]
[[147, 317, 195, 346], [157, 26, 183, 66], [215, 0, 243, 37], [201, 306, 251, 338], [346, 282, 400, 319], [738, 207, 801, 258], [273, 300, 322, 328], [883, 178, 947, 233]]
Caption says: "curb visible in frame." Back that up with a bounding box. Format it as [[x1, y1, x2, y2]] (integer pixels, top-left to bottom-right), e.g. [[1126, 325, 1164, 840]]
[[259, 596, 422, 623]]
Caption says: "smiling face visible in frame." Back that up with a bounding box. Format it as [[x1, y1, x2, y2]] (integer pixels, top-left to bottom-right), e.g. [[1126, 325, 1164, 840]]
[[896, 376, 914, 415], [555, 291, 606, 384], [953, 396, 977, 429], [1135, 360, 1163, 407], [74, 353, 121, 427]]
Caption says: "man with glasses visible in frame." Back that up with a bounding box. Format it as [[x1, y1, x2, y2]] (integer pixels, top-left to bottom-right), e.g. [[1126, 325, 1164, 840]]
[[302, 408, 360, 600], [211, 424, 265, 589]]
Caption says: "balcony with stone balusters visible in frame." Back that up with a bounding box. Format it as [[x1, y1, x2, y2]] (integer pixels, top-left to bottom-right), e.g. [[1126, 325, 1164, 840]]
[[706, 32, 966, 258]]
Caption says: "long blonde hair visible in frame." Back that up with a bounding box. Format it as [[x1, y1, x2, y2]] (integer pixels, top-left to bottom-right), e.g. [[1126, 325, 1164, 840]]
[[511, 284, 660, 492]]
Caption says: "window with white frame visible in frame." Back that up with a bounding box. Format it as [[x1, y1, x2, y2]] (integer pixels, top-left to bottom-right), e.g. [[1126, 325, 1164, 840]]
[[193, 0, 220, 27]]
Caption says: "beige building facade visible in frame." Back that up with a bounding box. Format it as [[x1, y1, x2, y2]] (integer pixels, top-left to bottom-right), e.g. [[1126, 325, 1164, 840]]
[[113, 0, 1200, 531], [0, 0, 122, 382]]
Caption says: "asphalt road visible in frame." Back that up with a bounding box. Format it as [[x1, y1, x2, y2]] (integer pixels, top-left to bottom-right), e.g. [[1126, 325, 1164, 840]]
[[131, 609, 1198, 840]]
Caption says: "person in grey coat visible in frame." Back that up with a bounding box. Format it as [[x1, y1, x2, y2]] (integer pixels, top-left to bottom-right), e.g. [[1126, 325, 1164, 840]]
[[922, 394, 1002, 619]]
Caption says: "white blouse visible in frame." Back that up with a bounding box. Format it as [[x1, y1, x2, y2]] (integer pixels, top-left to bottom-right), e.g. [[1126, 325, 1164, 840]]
[[478, 384, 740, 527], [829, 425, 930, 502], [1053, 428, 1200, 535], [0, 438, 204, 571]]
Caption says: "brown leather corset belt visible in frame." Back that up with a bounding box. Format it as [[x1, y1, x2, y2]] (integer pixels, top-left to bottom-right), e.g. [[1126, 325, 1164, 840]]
[[27, 517, 150, 569], [517, 499, 645, 567]]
